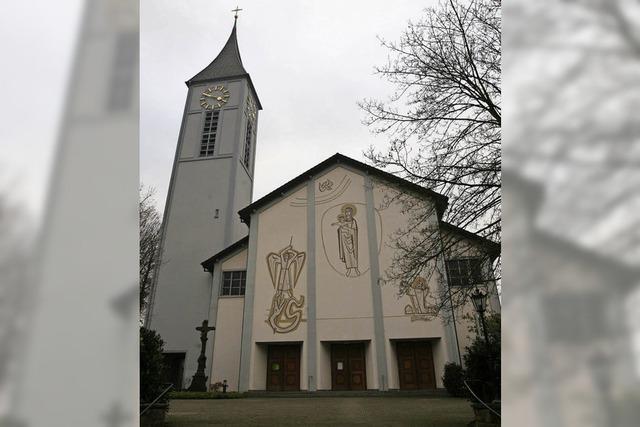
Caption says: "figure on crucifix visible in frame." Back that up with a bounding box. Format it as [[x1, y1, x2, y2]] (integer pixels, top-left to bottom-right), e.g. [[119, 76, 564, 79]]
[[188, 320, 215, 391]]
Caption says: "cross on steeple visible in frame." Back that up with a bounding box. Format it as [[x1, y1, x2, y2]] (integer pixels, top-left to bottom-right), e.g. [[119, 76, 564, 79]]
[[232, 6, 243, 22]]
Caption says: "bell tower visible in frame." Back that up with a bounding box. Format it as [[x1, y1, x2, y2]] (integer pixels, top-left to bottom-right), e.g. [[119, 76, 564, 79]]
[[146, 19, 261, 388]]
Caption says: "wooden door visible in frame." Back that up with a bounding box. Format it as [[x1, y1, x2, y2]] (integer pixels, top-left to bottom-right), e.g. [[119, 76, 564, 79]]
[[283, 345, 301, 391], [413, 341, 436, 389], [397, 341, 419, 390], [331, 344, 349, 390], [267, 344, 300, 391], [396, 341, 436, 390], [331, 343, 367, 390]]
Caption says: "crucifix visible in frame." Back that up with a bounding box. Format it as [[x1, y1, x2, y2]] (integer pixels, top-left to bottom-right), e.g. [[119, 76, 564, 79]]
[[232, 6, 243, 22], [187, 319, 216, 391]]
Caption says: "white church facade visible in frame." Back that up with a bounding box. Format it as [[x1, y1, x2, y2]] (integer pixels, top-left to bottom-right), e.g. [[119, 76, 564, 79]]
[[146, 21, 500, 393]]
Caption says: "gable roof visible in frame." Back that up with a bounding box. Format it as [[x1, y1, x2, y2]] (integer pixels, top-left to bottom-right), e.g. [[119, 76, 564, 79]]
[[201, 236, 249, 273], [238, 153, 449, 225], [440, 221, 501, 260], [186, 22, 262, 109]]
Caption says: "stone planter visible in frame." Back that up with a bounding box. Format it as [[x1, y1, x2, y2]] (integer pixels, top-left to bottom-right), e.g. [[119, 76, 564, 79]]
[[140, 402, 169, 427]]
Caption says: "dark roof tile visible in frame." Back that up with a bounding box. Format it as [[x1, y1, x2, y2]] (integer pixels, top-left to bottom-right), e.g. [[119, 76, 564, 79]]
[[186, 23, 262, 109], [188, 23, 247, 83], [201, 236, 249, 273]]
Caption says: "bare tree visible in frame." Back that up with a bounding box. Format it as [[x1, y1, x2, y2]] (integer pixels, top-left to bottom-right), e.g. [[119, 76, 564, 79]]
[[360, 0, 501, 319], [139, 185, 162, 318]]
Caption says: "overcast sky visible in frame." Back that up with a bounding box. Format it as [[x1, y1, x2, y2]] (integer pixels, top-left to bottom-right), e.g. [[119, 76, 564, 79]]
[[141, 0, 435, 212], [1, 0, 434, 217], [1, 0, 83, 218]]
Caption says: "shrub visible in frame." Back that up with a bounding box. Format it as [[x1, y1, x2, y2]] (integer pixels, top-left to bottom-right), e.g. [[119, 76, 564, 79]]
[[463, 313, 501, 402], [442, 362, 467, 397], [140, 327, 168, 404]]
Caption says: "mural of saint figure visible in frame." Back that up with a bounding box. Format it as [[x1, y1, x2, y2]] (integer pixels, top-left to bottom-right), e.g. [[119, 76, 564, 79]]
[[266, 240, 306, 333], [404, 276, 431, 320], [332, 204, 360, 277]]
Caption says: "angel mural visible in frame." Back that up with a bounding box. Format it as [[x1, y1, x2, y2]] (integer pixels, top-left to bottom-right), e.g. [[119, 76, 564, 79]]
[[266, 239, 306, 333], [332, 203, 361, 277]]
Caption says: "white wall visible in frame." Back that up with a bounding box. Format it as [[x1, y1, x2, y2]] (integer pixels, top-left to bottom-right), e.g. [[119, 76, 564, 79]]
[[250, 186, 309, 389], [234, 164, 500, 391], [209, 249, 248, 391], [211, 297, 244, 391]]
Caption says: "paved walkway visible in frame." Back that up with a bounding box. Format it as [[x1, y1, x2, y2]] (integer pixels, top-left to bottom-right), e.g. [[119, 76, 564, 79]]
[[164, 396, 473, 426]]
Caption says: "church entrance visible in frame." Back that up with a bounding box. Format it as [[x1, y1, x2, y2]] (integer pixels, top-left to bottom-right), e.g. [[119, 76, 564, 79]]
[[331, 342, 367, 390], [396, 341, 436, 390], [266, 344, 301, 391], [162, 352, 185, 391]]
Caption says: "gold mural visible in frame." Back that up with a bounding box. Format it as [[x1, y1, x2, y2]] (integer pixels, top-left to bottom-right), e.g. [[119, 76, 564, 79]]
[[266, 239, 306, 333], [320, 202, 382, 278], [318, 179, 334, 192], [332, 203, 361, 277], [404, 277, 431, 321], [290, 175, 352, 207]]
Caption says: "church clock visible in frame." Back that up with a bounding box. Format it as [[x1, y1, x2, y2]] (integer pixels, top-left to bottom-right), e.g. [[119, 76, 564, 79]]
[[199, 85, 230, 110]]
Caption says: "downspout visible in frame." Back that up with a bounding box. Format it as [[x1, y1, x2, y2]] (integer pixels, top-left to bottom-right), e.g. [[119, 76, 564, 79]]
[[438, 225, 463, 366]]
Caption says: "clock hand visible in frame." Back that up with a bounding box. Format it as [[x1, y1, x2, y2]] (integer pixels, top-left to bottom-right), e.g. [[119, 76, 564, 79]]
[[202, 93, 215, 98]]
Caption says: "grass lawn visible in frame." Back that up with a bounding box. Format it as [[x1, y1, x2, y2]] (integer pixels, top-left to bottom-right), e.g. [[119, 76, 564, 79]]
[[164, 396, 473, 426]]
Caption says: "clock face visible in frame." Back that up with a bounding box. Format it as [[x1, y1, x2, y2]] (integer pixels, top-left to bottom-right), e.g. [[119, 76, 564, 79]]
[[200, 85, 230, 110]]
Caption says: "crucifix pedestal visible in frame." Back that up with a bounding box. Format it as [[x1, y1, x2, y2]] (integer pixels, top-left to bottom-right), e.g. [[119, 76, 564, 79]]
[[188, 320, 215, 392]]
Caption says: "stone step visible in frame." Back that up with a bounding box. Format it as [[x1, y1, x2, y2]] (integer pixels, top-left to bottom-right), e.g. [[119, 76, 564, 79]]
[[246, 389, 450, 398]]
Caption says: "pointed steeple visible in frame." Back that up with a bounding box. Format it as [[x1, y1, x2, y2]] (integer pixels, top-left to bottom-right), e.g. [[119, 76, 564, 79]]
[[188, 22, 248, 84], [187, 20, 262, 109]]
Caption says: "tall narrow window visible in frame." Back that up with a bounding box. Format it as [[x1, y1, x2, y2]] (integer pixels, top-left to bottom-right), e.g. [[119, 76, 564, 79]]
[[200, 110, 220, 157], [221, 271, 246, 296], [243, 116, 254, 168]]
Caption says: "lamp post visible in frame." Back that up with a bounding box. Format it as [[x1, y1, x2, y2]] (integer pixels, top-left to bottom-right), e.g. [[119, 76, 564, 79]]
[[470, 287, 498, 404], [470, 288, 490, 348]]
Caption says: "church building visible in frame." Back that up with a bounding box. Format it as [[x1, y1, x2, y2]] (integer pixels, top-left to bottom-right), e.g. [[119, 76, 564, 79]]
[[146, 20, 500, 393]]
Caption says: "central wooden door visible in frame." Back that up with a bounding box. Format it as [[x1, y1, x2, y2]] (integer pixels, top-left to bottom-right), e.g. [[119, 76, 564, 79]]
[[267, 344, 301, 391], [396, 341, 436, 390], [331, 343, 367, 390]]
